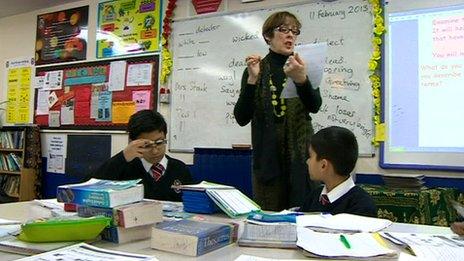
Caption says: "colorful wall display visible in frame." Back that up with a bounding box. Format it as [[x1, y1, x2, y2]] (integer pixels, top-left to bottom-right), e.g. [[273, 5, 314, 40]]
[[35, 6, 89, 65], [97, 0, 161, 58], [5, 58, 34, 124]]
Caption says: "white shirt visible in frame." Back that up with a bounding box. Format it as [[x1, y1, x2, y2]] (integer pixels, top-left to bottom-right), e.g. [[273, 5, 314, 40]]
[[141, 156, 168, 175], [320, 176, 355, 204]]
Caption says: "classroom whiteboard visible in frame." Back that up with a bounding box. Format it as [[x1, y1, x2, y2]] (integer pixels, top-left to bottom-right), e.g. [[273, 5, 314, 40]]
[[169, 0, 375, 154]]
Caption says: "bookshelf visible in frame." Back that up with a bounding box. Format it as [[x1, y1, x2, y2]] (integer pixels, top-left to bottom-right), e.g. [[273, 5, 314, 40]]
[[0, 126, 40, 202]]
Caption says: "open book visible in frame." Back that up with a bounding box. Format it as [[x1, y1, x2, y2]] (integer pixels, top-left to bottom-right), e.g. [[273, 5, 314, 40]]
[[175, 181, 260, 218]]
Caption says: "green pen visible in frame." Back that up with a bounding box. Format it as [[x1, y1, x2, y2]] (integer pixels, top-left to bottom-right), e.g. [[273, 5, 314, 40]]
[[339, 234, 351, 249]]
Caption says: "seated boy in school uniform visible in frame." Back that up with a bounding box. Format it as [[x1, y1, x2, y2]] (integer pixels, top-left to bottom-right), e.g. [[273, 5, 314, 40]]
[[89, 110, 193, 201], [299, 126, 377, 217]]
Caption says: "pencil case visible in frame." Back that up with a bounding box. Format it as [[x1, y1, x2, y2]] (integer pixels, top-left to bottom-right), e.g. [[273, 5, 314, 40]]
[[17, 216, 111, 242]]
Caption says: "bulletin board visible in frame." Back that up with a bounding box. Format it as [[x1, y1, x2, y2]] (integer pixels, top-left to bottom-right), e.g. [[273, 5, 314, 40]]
[[34, 55, 159, 130]]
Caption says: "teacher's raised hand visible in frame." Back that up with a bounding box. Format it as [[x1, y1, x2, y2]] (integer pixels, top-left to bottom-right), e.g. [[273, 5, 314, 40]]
[[245, 54, 262, 84], [284, 52, 307, 84]]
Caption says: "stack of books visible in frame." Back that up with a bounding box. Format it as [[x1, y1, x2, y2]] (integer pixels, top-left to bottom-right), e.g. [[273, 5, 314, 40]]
[[382, 174, 425, 189], [176, 181, 260, 218], [57, 178, 163, 244], [150, 219, 237, 256]]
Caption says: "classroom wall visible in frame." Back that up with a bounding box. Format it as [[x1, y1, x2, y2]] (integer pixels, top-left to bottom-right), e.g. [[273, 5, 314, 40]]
[[0, 0, 463, 185]]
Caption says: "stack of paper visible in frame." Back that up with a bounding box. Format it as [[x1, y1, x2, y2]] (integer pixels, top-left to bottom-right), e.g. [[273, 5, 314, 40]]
[[382, 232, 464, 261], [382, 174, 425, 189], [296, 227, 397, 259], [0, 218, 21, 239], [296, 213, 392, 232], [17, 243, 156, 260]]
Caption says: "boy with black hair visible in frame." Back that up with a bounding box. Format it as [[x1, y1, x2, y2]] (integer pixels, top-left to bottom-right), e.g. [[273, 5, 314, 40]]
[[300, 126, 377, 217], [90, 110, 193, 201]]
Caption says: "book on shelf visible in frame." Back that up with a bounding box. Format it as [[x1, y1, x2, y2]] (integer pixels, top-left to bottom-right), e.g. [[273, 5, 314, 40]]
[[150, 220, 235, 256], [101, 224, 153, 244], [77, 200, 163, 228], [238, 220, 297, 249], [0, 131, 24, 149], [57, 178, 144, 208], [1, 176, 19, 198]]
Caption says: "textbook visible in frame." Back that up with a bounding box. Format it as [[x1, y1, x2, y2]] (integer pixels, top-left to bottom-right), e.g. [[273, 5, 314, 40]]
[[238, 221, 297, 249], [150, 220, 234, 256], [57, 179, 144, 208], [101, 224, 153, 244], [77, 200, 163, 228]]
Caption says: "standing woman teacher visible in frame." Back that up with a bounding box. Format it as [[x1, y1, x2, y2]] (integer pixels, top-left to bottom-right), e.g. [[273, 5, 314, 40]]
[[234, 11, 322, 211]]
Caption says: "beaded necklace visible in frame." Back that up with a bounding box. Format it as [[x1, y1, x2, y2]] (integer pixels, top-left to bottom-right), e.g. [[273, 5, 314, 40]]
[[269, 75, 286, 117]]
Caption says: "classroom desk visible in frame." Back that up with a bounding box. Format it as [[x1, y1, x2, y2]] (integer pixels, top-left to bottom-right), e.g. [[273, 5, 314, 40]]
[[0, 201, 454, 261]]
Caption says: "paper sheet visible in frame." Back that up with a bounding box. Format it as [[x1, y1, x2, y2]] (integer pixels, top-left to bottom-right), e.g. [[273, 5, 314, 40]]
[[281, 43, 327, 98], [43, 70, 63, 90], [112, 101, 136, 124], [45, 134, 66, 174], [108, 61, 127, 91], [296, 213, 392, 232], [132, 90, 151, 111], [34, 76, 45, 89], [386, 232, 464, 261], [17, 243, 156, 261], [96, 91, 112, 121], [36, 89, 49, 115], [60, 101, 75, 125], [48, 111, 60, 127], [126, 63, 153, 86]]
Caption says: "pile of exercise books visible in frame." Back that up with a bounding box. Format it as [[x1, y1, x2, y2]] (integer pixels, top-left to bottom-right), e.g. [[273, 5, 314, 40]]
[[175, 181, 260, 218], [238, 212, 298, 249], [57, 178, 163, 244], [382, 173, 425, 189]]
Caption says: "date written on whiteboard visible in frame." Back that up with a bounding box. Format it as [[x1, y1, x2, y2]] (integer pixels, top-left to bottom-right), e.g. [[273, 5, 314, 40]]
[[308, 4, 370, 20]]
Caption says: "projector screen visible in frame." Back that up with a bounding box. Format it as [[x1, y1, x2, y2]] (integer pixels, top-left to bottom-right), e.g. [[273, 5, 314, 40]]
[[382, 0, 464, 171]]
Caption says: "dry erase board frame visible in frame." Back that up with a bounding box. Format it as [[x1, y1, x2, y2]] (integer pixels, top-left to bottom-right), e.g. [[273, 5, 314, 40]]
[[380, 0, 464, 171], [34, 55, 159, 130], [169, 0, 376, 154]]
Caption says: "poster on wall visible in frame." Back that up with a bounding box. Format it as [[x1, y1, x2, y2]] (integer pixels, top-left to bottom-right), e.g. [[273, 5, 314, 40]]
[[97, 0, 161, 58], [35, 6, 89, 65], [5, 57, 34, 124]]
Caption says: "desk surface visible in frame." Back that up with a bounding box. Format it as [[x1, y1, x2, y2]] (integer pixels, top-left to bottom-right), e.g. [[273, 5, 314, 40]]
[[0, 201, 454, 261]]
